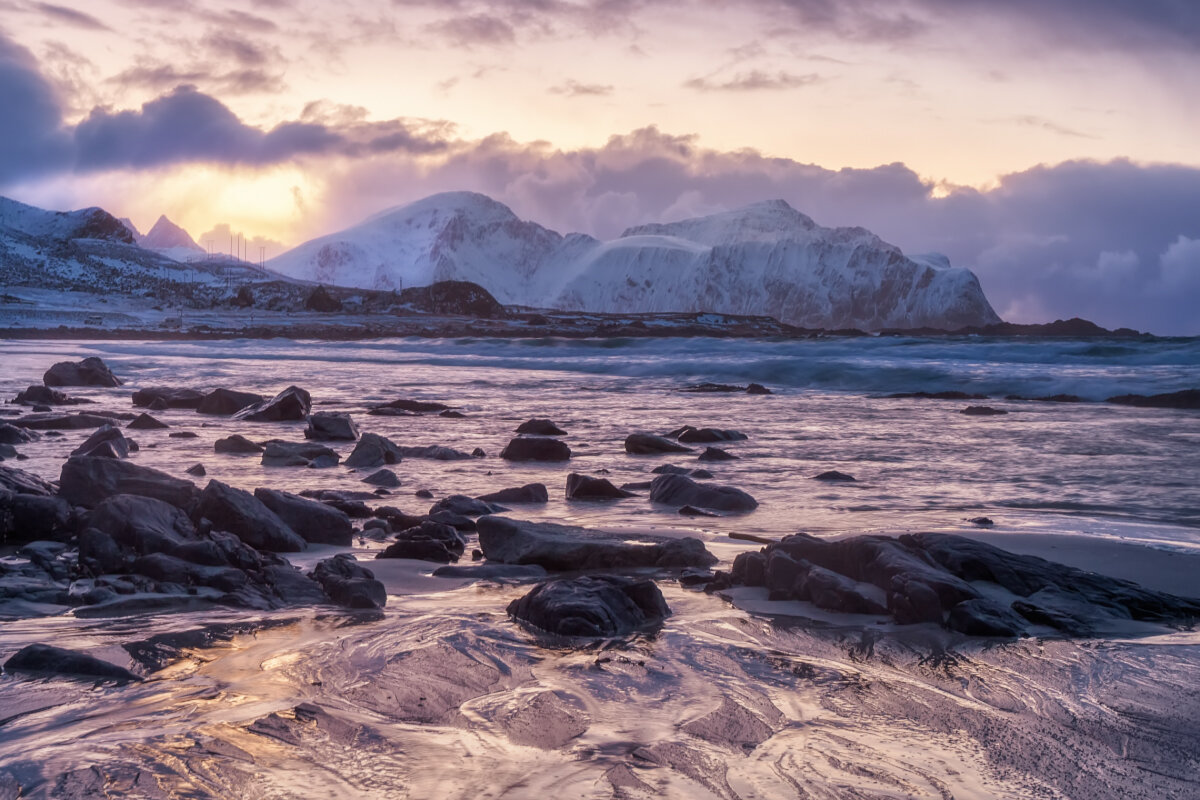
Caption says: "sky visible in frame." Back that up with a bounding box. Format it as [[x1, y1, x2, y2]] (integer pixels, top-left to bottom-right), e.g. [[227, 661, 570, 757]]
[[1, 0, 1198, 333]]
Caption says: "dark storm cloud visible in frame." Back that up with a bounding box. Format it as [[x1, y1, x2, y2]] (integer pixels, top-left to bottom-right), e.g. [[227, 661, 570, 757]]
[[0, 33, 71, 183], [683, 70, 822, 91], [33, 2, 113, 31]]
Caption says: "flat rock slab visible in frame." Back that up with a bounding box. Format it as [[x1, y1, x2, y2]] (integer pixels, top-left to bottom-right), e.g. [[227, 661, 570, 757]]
[[649, 474, 758, 512], [477, 516, 716, 571], [5, 643, 141, 682]]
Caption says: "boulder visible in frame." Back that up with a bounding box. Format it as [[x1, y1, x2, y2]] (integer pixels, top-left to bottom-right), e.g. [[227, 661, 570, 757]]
[[233, 386, 312, 422], [516, 418, 567, 436], [70, 424, 132, 459], [363, 469, 401, 488], [193, 480, 305, 552], [305, 285, 343, 312], [668, 426, 748, 443], [947, 598, 1026, 637], [214, 434, 264, 454], [651, 464, 714, 479], [185, 463, 206, 477], [648, 474, 758, 513], [43, 357, 122, 388], [59, 456, 198, 509], [507, 575, 669, 637], [565, 473, 634, 500], [127, 413, 168, 430], [304, 411, 359, 441], [698, 447, 737, 461], [169, 432, 198, 439], [429, 495, 504, 517], [301, 490, 374, 518], [478, 483, 549, 504], [196, 388, 264, 415], [396, 444, 474, 461], [500, 436, 572, 462], [0, 491, 71, 545], [309, 554, 386, 609], [477, 516, 716, 571], [14, 385, 85, 405], [813, 470, 855, 482], [370, 398, 450, 413], [377, 521, 466, 563], [344, 432, 404, 468], [624, 433, 691, 455], [12, 412, 123, 430], [803, 565, 888, 615], [0, 464, 56, 495], [961, 406, 1008, 416], [261, 441, 340, 468], [0, 424, 40, 445], [132, 387, 205, 409], [254, 488, 354, 546], [4, 643, 141, 682]]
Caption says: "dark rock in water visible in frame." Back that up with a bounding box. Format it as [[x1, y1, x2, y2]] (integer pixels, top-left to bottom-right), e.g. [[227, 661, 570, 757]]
[[309, 554, 386, 609], [196, 388, 264, 415], [214, 434, 263, 454], [127, 412, 168, 430], [186, 463, 206, 477], [566, 473, 634, 500], [746, 383, 772, 395], [396, 279, 505, 318], [478, 483, 549, 504], [15, 385, 87, 405], [304, 411, 359, 441], [427, 510, 475, 530], [888, 390, 987, 400], [507, 575, 670, 637], [648, 474, 758, 512], [516, 418, 567, 436], [500, 436, 572, 462], [4, 643, 141, 682], [471, 447, 485, 457], [233, 386, 312, 422], [0, 464, 57, 495], [301, 491, 374, 518], [432, 563, 548, 581], [363, 468, 401, 488], [439, 409, 466, 418], [148, 397, 168, 411], [888, 579, 944, 624], [305, 285, 343, 312], [59, 456, 198, 509], [254, 488, 353, 546], [345, 432, 403, 468], [803, 565, 888, 615], [261, 440, 340, 468], [43, 357, 122, 388], [679, 505, 719, 518], [947, 598, 1026, 637], [430, 494, 504, 517], [669, 426, 748, 443], [169, 431, 198, 439], [370, 398, 450, 413], [132, 387, 205, 409], [1106, 389, 1200, 410], [477, 516, 716, 571], [396, 444, 473, 461], [0, 423, 40, 445], [1034, 394, 1084, 403], [698, 447, 737, 462], [377, 521, 466, 563], [961, 406, 1008, 416], [681, 383, 743, 393], [651, 464, 714, 479], [193, 480, 305, 552], [70, 424, 132, 459], [621, 481, 654, 491], [813, 470, 855, 482], [12, 412, 123, 430], [625, 433, 692, 455], [373, 506, 427, 531], [414, 489, 434, 499], [968, 516, 994, 527], [1, 490, 70, 545]]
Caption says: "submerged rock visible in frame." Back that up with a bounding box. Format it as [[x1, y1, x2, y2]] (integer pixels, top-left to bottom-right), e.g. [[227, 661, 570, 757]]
[[377, 521, 466, 563], [304, 411, 359, 441], [261, 440, 340, 468], [344, 432, 404, 468], [648, 474, 758, 512], [625, 433, 691, 455], [516, 418, 567, 436], [214, 434, 264, 454], [478, 483, 549, 504], [43, 357, 122, 388], [132, 387, 204, 409], [196, 388, 264, 415], [12, 412, 124, 430], [961, 406, 1008, 416], [477, 516, 716, 571], [507, 575, 670, 637], [310, 554, 386, 609], [233, 386, 312, 422], [500, 436, 572, 462], [651, 464, 714, 479], [668, 426, 748, 443], [14, 385, 87, 406], [698, 447, 737, 462], [430, 495, 504, 517], [566, 473, 635, 500], [127, 412, 168, 430], [396, 444, 474, 461], [813, 470, 855, 482], [362, 469, 401, 488], [370, 398, 451, 413], [4, 643, 141, 682]]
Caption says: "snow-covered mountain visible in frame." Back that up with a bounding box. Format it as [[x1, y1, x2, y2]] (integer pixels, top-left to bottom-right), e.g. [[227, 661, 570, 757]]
[[1, 196, 135, 244], [266, 192, 1000, 330], [136, 215, 207, 262]]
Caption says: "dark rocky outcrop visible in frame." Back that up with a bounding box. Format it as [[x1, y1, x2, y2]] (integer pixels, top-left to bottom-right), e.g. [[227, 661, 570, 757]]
[[70, 424, 132, 459], [370, 398, 450, 414], [397, 280, 504, 318], [625, 433, 691, 455], [193, 480, 305, 552], [682, 383, 771, 395], [344, 432, 404, 468], [698, 447, 737, 462], [127, 413, 168, 430], [429, 495, 504, 517], [507, 575, 670, 637], [186, 464, 206, 476], [1, 464, 57, 496], [363, 469, 401, 488], [478, 483, 549, 504], [500, 436, 572, 462], [132, 387, 204, 409], [961, 406, 1008, 416], [0, 424, 40, 445], [12, 412, 124, 430], [516, 418, 567, 436], [43, 357, 122, 388], [14, 385, 88, 406], [668, 426, 748, 444], [196, 388, 264, 415], [254, 488, 354, 546], [305, 285, 343, 312], [261, 441, 340, 468], [59, 456, 198, 509], [813, 470, 855, 482], [233, 386, 312, 422], [214, 434, 264, 454], [888, 391, 988, 401], [304, 411, 359, 441], [377, 521, 466, 563], [1, 488, 70, 545], [477, 516, 716, 571], [648, 474, 758, 513], [1106, 389, 1200, 410], [309, 554, 386, 609], [396, 444, 474, 461], [566, 473, 634, 500], [651, 464, 714, 479], [4, 643, 141, 682]]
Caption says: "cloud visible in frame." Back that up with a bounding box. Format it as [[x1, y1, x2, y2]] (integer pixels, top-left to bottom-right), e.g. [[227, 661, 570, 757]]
[[1008, 115, 1098, 140], [33, 2, 113, 31], [110, 62, 286, 95], [684, 70, 822, 91], [0, 34, 71, 183], [427, 14, 516, 47], [548, 79, 613, 96]]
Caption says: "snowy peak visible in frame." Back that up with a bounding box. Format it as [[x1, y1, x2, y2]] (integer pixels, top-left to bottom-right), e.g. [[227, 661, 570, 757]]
[[141, 215, 204, 254], [621, 199, 818, 246], [0, 195, 134, 244]]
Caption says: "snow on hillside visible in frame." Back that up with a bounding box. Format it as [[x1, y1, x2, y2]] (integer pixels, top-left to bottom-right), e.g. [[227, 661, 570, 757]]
[[267, 192, 1000, 330]]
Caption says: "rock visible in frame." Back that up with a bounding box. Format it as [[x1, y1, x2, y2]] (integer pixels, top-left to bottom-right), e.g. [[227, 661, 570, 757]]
[[414, 489, 433, 499], [803, 565, 888, 615], [214, 434, 264, 454], [968, 516, 994, 527], [888, 391, 987, 400], [471, 447, 486, 457], [69, 424, 131, 459], [698, 447, 737, 461], [43, 357, 122, 388], [12, 412, 123, 430], [169, 431, 198, 439], [500, 436, 572, 462], [507, 575, 670, 637], [679, 505, 719, 518], [961, 406, 1008, 416], [185, 463, 206, 477], [430, 495, 504, 517], [813, 470, 855, 482], [344, 432, 404, 468], [196, 388, 264, 415], [477, 516, 716, 570], [305, 284, 343, 312], [565, 473, 634, 500], [0, 424, 40, 445], [309, 554, 386, 609], [254, 488, 354, 546], [59, 456, 198, 509], [0, 464, 56, 495], [432, 563, 548, 581], [301, 490, 374, 518], [4, 643, 141, 682], [377, 521, 466, 563], [127, 412, 168, 430], [233, 386, 312, 422], [14, 385, 86, 405], [648, 474, 758, 512], [681, 383, 744, 393], [1106, 389, 1200, 410], [363, 469, 401, 488], [947, 598, 1026, 637], [1, 490, 71, 545], [516, 418, 567, 436], [624, 433, 691, 455], [668, 426, 748, 443], [621, 481, 654, 491], [261, 440, 340, 468], [427, 510, 475, 530], [193, 480, 305, 552], [478, 483, 549, 504], [304, 411, 359, 441], [370, 398, 450, 413], [396, 444, 473, 460], [746, 383, 772, 395], [132, 387, 205, 409], [651, 464, 714, 479], [888, 579, 944, 624]]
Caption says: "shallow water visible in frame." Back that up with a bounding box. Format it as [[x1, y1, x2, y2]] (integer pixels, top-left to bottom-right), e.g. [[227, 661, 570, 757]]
[[1, 336, 1199, 798]]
